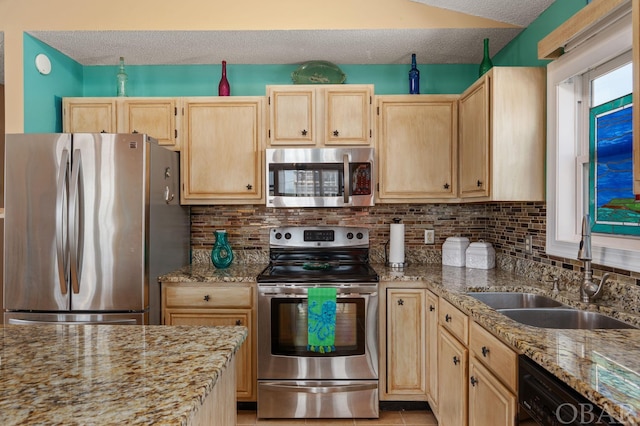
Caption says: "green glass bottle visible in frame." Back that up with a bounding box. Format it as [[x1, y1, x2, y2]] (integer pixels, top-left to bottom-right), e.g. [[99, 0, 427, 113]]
[[478, 38, 493, 77], [116, 57, 128, 97], [211, 230, 234, 268]]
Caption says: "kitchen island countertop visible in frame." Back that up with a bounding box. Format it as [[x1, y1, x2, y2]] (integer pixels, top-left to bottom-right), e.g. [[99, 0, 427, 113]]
[[0, 324, 246, 425]]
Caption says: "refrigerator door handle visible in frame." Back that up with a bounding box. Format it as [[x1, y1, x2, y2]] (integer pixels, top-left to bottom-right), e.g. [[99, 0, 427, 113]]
[[56, 149, 70, 295], [69, 148, 83, 294]]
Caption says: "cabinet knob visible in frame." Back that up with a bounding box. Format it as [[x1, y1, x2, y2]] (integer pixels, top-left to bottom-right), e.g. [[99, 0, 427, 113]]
[[100, 130, 107, 133], [301, 129, 308, 136], [470, 376, 478, 386], [429, 305, 435, 312], [235, 319, 242, 326], [481, 346, 490, 357], [397, 299, 404, 306], [132, 130, 139, 134], [476, 180, 483, 187], [443, 183, 450, 189], [203, 295, 210, 302], [246, 184, 253, 190], [333, 130, 339, 137], [445, 314, 452, 322], [453, 356, 460, 365]]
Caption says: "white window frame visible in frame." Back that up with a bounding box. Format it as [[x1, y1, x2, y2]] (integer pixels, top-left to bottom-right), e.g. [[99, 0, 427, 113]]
[[546, 8, 640, 272]]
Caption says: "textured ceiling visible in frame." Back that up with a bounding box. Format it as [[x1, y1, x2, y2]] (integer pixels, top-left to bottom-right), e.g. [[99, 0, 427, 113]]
[[1, 0, 556, 83]]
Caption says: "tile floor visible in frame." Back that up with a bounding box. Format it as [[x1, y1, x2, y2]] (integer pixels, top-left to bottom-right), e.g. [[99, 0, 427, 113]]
[[237, 410, 438, 425]]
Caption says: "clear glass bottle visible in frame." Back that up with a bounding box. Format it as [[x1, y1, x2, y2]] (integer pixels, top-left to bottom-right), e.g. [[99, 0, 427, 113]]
[[218, 60, 230, 96], [409, 53, 420, 94], [479, 38, 493, 77], [211, 230, 234, 268], [116, 57, 128, 97]]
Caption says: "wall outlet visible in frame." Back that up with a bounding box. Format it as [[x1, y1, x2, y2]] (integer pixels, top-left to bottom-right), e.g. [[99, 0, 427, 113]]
[[425, 229, 435, 245], [525, 235, 533, 254]]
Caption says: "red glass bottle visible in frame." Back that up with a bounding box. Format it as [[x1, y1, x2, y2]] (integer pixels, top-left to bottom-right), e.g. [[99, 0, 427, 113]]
[[218, 60, 230, 96]]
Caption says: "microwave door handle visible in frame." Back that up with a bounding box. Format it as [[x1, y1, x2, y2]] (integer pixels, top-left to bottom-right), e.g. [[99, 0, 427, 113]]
[[343, 154, 350, 204], [69, 148, 82, 294], [55, 149, 70, 295]]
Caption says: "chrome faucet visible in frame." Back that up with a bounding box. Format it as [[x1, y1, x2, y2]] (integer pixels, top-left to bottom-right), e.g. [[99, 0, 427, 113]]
[[577, 215, 609, 303]]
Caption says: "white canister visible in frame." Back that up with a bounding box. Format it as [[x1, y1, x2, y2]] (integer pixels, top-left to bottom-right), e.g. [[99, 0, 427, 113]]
[[442, 237, 470, 267], [465, 242, 496, 269]]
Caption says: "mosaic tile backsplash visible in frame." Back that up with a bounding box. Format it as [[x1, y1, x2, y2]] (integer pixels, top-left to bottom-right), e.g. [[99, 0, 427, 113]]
[[190, 202, 640, 309]]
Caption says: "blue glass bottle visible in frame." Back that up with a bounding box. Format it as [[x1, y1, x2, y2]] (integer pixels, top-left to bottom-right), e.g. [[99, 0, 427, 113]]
[[409, 54, 420, 94], [211, 230, 234, 268]]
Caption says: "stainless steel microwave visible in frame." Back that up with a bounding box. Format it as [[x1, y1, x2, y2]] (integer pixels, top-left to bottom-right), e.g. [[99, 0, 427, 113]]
[[266, 147, 375, 208]]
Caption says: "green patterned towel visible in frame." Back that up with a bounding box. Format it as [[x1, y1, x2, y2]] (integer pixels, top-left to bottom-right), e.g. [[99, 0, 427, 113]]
[[307, 287, 337, 353]]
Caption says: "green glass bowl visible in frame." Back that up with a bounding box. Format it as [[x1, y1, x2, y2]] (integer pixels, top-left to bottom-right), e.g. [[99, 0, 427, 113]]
[[291, 60, 347, 84]]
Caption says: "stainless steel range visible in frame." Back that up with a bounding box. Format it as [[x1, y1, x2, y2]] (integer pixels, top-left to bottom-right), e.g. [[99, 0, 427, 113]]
[[256, 226, 379, 419]]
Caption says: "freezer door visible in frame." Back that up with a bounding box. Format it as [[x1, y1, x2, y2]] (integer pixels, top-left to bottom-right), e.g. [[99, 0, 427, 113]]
[[69, 133, 147, 312], [4, 134, 72, 311]]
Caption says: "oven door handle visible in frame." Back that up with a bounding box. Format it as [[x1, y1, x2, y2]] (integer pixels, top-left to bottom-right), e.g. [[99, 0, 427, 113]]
[[259, 382, 378, 394]]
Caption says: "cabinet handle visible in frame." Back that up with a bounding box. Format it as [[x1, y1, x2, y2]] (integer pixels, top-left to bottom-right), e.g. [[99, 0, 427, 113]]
[[203, 295, 210, 302], [235, 319, 242, 326], [476, 179, 483, 187], [333, 130, 339, 137], [301, 129, 308, 136], [100, 130, 107, 133], [481, 346, 490, 357], [397, 299, 404, 306], [445, 314, 452, 322], [470, 376, 478, 386], [246, 184, 253, 190], [443, 183, 450, 190], [429, 305, 435, 312], [452, 356, 460, 365], [132, 130, 139, 134]]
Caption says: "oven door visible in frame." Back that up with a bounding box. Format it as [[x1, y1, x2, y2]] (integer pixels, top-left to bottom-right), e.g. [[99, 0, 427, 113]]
[[257, 283, 378, 380]]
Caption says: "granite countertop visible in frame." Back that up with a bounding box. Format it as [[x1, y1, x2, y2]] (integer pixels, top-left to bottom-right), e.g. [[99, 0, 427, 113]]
[[0, 324, 247, 426], [160, 261, 640, 424], [377, 263, 640, 425]]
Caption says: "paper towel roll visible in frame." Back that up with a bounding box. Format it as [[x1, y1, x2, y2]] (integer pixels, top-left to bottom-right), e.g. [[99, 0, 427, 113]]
[[389, 223, 405, 265]]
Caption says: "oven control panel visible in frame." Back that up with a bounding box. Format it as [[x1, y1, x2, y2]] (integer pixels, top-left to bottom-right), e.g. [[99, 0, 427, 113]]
[[270, 226, 369, 248]]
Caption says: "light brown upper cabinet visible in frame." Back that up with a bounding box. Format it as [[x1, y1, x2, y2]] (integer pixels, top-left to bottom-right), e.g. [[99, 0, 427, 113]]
[[376, 95, 458, 202], [63, 97, 180, 150], [458, 67, 546, 201], [181, 97, 265, 205], [267, 85, 373, 146]]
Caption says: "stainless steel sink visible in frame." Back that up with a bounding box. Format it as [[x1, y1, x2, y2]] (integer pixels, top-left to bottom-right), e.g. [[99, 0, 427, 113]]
[[497, 308, 637, 330], [467, 292, 564, 309]]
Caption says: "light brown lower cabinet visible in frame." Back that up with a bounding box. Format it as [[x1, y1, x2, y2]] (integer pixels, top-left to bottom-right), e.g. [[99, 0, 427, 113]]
[[469, 357, 517, 426], [438, 326, 469, 426], [161, 282, 256, 402]]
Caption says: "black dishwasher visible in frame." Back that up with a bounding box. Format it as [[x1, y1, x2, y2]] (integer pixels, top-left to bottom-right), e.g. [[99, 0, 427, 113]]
[[519, 355, 623, 425]]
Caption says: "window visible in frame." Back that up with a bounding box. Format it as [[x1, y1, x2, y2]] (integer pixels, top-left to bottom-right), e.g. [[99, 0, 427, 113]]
[[546, 8, 640, 272]]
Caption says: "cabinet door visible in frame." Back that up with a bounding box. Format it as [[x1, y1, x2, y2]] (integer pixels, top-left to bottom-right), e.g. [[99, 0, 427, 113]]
[[386, 288, 427, 398], [426, 291, 439, 414], [377, 96, 458, 201], [165, 309, 254, 401], [324, 86, 372, 145], [268, 87, 315, 145], [459, 80, 490, 198], [63, 98, 117, 133], [182, 98, 264, 204], [438, 328, 468, 426], [121, 99, 179, 149], [469, 357, 517, 426]]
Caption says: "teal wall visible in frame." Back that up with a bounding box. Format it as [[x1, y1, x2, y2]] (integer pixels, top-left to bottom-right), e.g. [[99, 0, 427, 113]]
[[22, 0, 588, 133], [23, 33, 83, 132], [493, 0, 586, 66]]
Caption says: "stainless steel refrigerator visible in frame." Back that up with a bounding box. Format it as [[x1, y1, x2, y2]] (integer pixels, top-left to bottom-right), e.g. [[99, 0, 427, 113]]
[[3, 133, 190, 325]]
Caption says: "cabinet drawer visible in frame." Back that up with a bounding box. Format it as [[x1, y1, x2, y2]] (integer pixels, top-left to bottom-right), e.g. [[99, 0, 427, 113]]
[[439, 298, 468, 345], [164, 285, 252, 308], [470, 322, 517, 392]]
